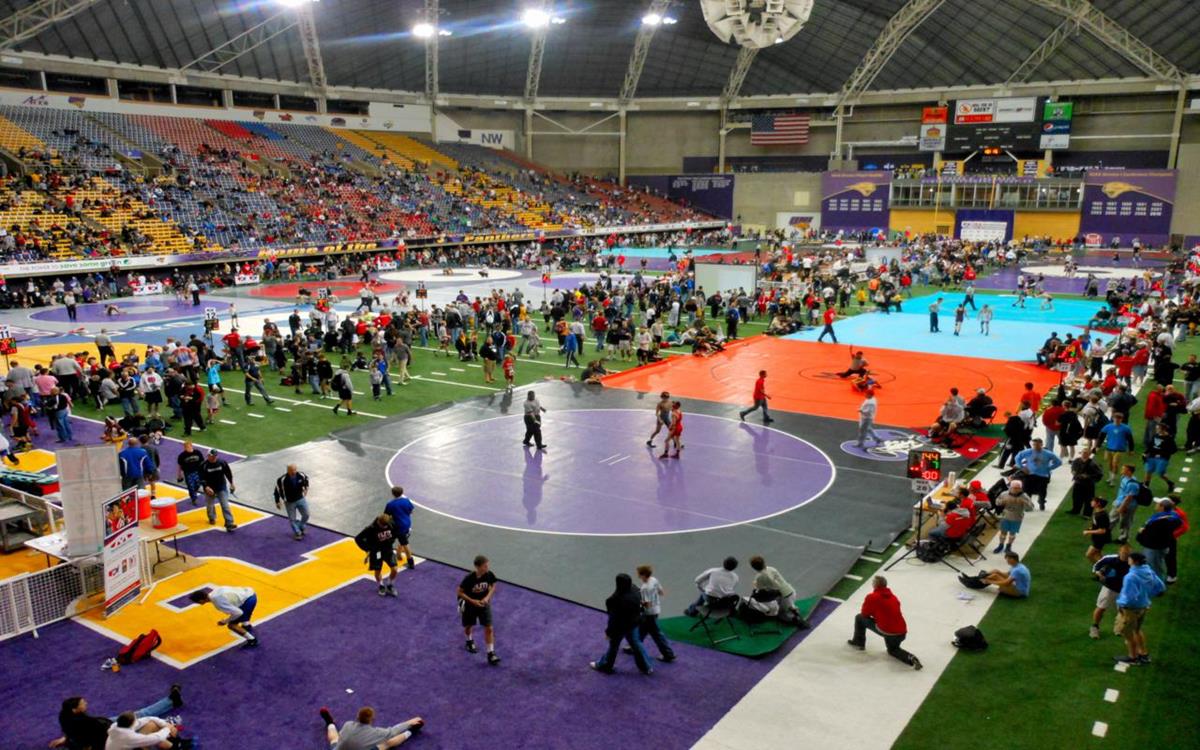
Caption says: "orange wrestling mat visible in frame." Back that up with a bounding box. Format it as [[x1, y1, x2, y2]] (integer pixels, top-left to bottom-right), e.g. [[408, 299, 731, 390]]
[[601, 337, 1063, 427]]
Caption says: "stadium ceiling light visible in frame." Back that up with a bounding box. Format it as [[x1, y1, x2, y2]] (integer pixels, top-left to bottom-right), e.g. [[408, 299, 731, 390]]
[[438, 29, 453, 36], [412, 22, 435, 38], [522, 8, 550, 28], [276, 0, 316, 7], [642, 13, 662, 26], [550, 16, 567, 24], [662, 16, 677, 25]]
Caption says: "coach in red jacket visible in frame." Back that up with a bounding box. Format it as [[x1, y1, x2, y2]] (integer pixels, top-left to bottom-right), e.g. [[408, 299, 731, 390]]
[[847, 576, 923, 670]]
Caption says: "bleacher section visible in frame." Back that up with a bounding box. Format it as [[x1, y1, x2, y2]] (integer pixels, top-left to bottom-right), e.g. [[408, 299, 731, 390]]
[[0, 108, 716, 262]]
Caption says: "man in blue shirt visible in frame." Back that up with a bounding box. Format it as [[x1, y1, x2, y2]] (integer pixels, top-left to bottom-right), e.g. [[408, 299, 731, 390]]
[[384, 486, 416, 570], [1015, 438, 1063, 509], [118, 437, 157, 493], [1114, 463, 1143, 544], [1114, 551, 1165, 665], [982, 551, 1031, 598], [1099, 412, 1135, 485]]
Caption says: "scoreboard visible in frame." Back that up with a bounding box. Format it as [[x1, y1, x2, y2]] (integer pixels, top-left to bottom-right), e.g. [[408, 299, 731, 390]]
[[945, 96, 1045, 152]]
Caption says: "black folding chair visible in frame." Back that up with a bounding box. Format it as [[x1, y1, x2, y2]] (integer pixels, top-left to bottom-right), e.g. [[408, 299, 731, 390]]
[[688, 594, 741, 646]]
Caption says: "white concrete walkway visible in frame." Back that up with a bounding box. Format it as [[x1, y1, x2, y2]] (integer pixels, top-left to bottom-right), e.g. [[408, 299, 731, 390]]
[[696, 453, 1071, 750]]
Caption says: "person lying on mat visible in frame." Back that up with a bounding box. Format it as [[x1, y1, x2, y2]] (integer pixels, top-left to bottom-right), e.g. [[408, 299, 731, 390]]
[[104, 713, 180, 750], [318, 706, 424, 750], [49, 686, 183, 749], [684, 556, 739, 617]]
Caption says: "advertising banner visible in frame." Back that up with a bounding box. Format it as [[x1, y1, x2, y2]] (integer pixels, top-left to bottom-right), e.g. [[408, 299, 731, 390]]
[[919, 123, 947, 152], [955, 210, 1014, 243], [627, 175, 735, 219], [994, 97, 1039, 123], [960, 221, 1010, 243], [234, 274, 261, 286], [130, 282, 164, 296], [1043, 101, 1073, 121], [102, 488, 141, 618], [374, 261, 398, 271], [954, 99, 996, 124], [922, 106, 949, 124], [1079, 169, 1177, 245], [821, 171, 891, 232]]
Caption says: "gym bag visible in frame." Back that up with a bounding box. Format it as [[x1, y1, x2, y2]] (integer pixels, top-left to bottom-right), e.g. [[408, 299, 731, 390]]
[[117, 629, 162, 665], [952, 625, 988, 651]]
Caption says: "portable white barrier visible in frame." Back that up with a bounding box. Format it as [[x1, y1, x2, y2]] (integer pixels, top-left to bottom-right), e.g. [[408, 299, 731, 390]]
[[0, 558, 102, 642]]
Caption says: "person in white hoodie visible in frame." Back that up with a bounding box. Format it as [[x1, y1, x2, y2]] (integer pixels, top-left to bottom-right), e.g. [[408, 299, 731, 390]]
[[104, 712, 176, 749]]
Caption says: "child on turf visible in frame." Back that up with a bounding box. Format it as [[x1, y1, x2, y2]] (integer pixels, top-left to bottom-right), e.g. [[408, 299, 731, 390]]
[[370, 365, 384, 400], [205, 388, 222, 425], [102, 415, 126, 443], [502, 353, 516, 392], [437, 325, 452, 357]]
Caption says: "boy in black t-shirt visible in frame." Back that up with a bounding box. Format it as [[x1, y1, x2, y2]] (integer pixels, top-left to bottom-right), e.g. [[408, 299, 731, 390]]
[[457, 555, 500, 665], [355, 515, 399, 597], [1084, 497, 1113, 563]]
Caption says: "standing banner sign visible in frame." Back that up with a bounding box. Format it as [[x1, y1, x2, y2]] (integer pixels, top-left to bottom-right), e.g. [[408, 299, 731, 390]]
[[0, 324, 16, 356], [102, 488, 141, 617]]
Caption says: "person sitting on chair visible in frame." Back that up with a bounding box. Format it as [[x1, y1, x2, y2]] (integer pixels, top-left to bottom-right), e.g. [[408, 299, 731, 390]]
[[981, 551, 1032, 598], [928, 499, 974, 545], [929, 395, 966, 443], [965, 388, 996, 426], [749, 555, 803, 623], [684, 556, 739, 617]]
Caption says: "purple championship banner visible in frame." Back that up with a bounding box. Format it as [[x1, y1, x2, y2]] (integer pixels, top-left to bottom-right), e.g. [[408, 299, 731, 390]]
[[1079, 169, 1177, 246], [628, 174, 735, 219], [821, 171, 892, 232]]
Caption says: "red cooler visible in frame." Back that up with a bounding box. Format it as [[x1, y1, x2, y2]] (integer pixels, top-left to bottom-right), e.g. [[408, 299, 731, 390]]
[[150, 498, 178, 529], [137, 490, 153, 520]]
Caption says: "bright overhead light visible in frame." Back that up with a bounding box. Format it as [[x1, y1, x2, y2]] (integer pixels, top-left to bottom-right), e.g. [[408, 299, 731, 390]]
[[412, 22, 435, 38], [438, 28, 452, 36], [276, 0, 316, 7], [662, 16, 677, 25], [589, 101, 604, 108], [550, 16, 566, 24], [522, 8, 550, 28], [774, 36, 784, 44], [642, 13, 662, 26]]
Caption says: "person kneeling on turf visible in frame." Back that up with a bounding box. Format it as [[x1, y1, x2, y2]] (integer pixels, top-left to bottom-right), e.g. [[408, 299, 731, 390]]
[[319, 706, 424, 750], [847, 576, 922, 670]]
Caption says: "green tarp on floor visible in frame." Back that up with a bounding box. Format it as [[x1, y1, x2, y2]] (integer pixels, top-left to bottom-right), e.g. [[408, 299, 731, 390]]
[[658, 596, 820, 658]]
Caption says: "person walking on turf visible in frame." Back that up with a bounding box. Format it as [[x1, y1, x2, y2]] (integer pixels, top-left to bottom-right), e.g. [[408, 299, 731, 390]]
[[1113, 551, 1165, 666], [857, 388, 882, 448], [523, 391, 547, 450], [385, 486, 416, 570], [979, 303, 993, 336], [243, 356, 274, 406], [739, 370, 774, 424], [847, 576, 922, 670], [457, 554, 500, 665], [331, 366, 355, 416], [591, 572, 654, 675], [273, 464, 310, 540], [817, 305, 838, 343], [188, 586, 259, 648], [647, 391, 672, 448]]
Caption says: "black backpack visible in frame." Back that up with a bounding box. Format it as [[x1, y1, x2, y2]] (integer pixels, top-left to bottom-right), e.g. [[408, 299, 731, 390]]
[[1135, 482, 1154, 506], [952, 625, 988, 651]]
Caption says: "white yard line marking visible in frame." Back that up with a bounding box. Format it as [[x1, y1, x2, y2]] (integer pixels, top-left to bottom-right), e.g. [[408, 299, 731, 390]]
[[1103, 688, 1119, 703], [218, 419, 237, 425], [821, 595, 846, 603], [1092, 721, 1108, 738], [1113, 661, 1129, 673], [860, 555, 883, 564], [246, 413, 265, 418], [842, 573, 863, 581], [450, 367, 466, 372], [430, 371, 447, 376], [274, 407, 291, 412]]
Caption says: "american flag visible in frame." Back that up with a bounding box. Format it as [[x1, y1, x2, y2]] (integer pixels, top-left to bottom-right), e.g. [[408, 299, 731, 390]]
[[750, 113, 810, 145]]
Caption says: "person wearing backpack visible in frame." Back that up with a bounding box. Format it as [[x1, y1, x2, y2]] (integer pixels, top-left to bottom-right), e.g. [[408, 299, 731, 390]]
[[1099, 411, 1135, 485], [1114, 463, 1150, 544], [331, 367, 355, 416], [356, 514, 399, 597]]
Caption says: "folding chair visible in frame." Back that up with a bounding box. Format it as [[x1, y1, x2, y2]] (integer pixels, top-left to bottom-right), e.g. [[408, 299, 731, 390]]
[[688, 594, 741, 646]]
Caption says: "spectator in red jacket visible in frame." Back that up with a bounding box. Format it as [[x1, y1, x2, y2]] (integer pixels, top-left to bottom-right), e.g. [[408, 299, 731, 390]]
[[847, 576, 922, 670], [1143, 384, 1166, 446], [1020, 382, 1042, 414], [1041, 400, 1065, 453], [1166, 494, 1187, 584], [1113, 354, 1135, 387]]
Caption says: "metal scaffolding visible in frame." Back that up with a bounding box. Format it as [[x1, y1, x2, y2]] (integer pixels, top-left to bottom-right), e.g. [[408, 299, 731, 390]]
[[295, 2, 327, 92], [1027, 0, 1184, 82], [619, 0, 673, 103], [0, 0, 104, 51], [180, 9, 298, 73], [834, 0, 947, 115], [720, 46, 759, 106]]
